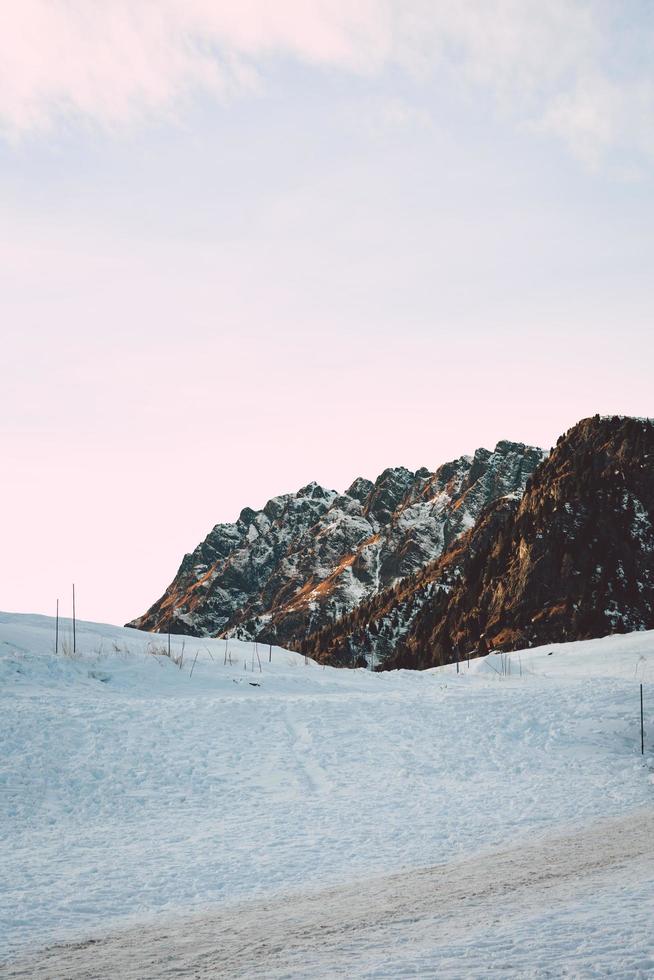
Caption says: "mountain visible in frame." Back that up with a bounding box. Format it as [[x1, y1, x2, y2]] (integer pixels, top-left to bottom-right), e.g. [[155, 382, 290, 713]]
[[304, 416, 654, 668], [127, 440, 544, 646]]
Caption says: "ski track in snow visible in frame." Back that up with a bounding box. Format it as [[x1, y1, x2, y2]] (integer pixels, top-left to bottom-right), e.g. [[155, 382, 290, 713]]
[[283, 708, 332, 796], [1, 612, 654, 976]]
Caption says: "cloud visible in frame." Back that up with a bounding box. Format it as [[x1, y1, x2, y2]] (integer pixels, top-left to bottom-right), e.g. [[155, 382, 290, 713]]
[[535, 72, 654, 169], [1, 1, 652, 164]]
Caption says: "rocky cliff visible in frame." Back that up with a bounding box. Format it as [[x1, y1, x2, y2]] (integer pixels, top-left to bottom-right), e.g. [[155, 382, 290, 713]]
[[127, 440, 544, 647], [304, 416, 654, 668]]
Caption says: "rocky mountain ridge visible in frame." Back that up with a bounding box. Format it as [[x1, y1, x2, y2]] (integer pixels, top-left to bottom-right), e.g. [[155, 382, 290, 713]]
[[303, 416, 654, 668], [128, 440, 544, 647]]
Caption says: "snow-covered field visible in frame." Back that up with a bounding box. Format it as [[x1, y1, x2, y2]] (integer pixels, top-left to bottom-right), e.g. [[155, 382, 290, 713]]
[[1, 610, 653, 977]]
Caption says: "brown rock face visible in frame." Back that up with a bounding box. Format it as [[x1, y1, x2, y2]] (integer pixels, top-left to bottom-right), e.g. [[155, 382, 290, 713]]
[[306, 416, 654, 668]]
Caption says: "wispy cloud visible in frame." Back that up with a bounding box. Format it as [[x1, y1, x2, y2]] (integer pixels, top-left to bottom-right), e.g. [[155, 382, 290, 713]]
[[1, 1, 653, 164]]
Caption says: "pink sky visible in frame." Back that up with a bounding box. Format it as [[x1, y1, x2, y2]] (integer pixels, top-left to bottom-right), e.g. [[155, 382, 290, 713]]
[[2, 1, 654, 625]]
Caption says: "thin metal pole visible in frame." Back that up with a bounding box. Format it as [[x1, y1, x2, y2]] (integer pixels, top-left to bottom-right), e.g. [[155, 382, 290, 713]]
[[72, 584, 76, 654], [55, 598, 59, 654], [269, 643, 272, 663], [641, 684, 644, 755]]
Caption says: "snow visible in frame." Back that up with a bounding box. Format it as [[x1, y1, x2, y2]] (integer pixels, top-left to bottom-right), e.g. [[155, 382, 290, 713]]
[[1, 611, 653, 976], [7, 807, 654, 978], [437, 631, 654, 681]]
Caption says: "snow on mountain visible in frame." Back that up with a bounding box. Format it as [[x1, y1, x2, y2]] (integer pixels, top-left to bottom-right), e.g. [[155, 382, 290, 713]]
[[127, 440, 544, 647], [308, 415, 654, 669], [1, 611, 653, 977]]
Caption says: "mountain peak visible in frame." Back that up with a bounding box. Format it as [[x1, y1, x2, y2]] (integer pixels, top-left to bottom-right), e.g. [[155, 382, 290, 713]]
[[346, 477, 374, 502], [127, 440, 544, 644], [296, 481, 333, 500]]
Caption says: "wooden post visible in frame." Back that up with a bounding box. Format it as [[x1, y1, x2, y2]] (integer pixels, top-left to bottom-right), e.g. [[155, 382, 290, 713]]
[[55, 598, 59, 654], [72, 584, 76, 654], [641, 684, 645, 756]]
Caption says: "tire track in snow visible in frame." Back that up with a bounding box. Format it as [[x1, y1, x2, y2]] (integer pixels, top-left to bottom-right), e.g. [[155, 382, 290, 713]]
[[5, 806, 654, 979]]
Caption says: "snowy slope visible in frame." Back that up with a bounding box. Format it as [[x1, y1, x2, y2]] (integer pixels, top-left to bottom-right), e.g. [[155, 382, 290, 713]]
[[8, 808, 654, 979], [1, 611, 653, 975]]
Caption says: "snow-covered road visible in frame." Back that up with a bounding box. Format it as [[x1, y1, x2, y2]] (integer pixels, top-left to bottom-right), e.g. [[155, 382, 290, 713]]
[[6, 806, 654, 978]]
